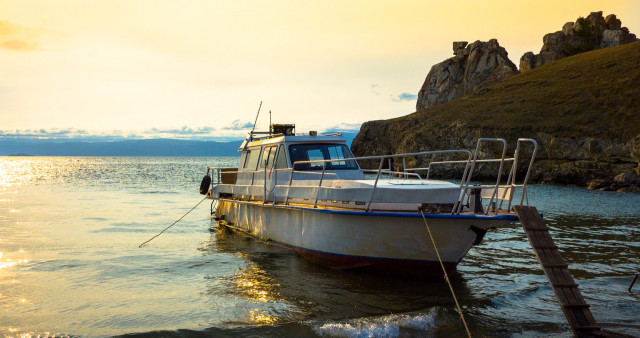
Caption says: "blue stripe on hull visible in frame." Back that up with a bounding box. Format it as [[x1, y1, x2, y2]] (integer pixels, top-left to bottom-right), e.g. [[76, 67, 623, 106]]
[[213, 198, 519, 221]]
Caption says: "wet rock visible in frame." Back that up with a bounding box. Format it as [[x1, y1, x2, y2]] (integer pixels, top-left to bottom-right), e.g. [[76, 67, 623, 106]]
[[629, 135, 640, 175], [614, 172, 640, 186], [587, 179, 610, 190]]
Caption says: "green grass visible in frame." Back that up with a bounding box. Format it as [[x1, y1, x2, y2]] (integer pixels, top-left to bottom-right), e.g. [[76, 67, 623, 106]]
[[403, 41, 640, 141]]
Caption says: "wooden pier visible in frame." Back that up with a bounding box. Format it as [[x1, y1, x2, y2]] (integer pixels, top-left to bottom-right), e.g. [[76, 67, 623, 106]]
[[514, 206, 628, 338]]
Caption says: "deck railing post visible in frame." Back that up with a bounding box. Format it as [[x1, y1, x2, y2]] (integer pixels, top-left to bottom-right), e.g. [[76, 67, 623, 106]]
[[454, 155, 473, 214], [485, 139, 508, 215], [314, 162, 327, 208], [456, 142, 481, 214], [263, 163, 267, 203], [365, 157, 385, 212], [508, 143, 520, 211], [285, 165, 296, 205], [402, 158, 407, 179], [519, 138, 538, 206], [272, 168, 278, 205]]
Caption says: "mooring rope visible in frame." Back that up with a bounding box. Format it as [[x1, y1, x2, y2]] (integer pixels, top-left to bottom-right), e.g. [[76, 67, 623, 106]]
[[138, 196, 208, 248], [420, 210, 472, 337]]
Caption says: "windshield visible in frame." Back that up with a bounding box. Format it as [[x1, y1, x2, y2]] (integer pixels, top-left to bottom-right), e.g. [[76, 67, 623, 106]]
[[288, 144, 359, 170]]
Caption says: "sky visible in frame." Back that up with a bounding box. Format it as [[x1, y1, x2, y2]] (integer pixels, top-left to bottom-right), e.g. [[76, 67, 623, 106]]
[[1, 0, 638, 141]]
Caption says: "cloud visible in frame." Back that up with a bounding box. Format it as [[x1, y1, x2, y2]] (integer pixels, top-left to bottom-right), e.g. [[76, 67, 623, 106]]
[[222, 119, 253, 130], [0, 126, 249, 141], [0, 20, 40, 51], [1, 40, 38, 51], [0, 20, 19, 35], [321, 123, 362, 134], [146, 126, 216, 135], [392, 92, 418, 102], [0, 128, 87, 138], [371, 84, 381, 96]]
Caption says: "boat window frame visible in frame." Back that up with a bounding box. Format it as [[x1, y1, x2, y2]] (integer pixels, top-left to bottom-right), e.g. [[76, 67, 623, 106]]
[[288, 143, 359, 171], [259, 145, 277, 168], [244, 148, 260, 170], [275, 144, 288, 168]]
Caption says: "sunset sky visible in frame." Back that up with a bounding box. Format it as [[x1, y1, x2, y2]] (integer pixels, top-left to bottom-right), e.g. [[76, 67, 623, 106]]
[[1, 0, 638, 140]]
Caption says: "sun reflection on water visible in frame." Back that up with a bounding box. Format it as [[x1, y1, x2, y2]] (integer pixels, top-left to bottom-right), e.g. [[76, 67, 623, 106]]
[[232, 262, 280, 304], [247, 309, 278, 325], [229, 253, 283, 325], [0, 251, 30, 270]]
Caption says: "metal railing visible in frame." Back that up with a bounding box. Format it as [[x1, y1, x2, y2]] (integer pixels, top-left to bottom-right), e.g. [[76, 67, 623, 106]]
[[206, 138, 538, 214]]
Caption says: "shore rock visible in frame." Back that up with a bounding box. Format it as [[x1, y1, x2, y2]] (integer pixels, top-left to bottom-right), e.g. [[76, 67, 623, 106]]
[[352, 121, 640, 192], [520, 12, 638, 71], [416, 39, 518, 110]]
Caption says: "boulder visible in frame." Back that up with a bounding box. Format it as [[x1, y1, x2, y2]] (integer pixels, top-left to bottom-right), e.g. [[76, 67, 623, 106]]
[[416, 39, 518, 110], [520, 12, 638, 71], [614, 172, 640, 186], [605, 14, 622, 30], [628, 135, 640, 174]]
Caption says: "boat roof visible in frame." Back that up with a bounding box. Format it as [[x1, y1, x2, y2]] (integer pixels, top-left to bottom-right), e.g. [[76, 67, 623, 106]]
[[242, 134, 347, 149]]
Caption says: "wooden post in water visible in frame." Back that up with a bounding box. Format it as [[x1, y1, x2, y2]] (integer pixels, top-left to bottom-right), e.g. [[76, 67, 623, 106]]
[[514, 206, 630, 338]]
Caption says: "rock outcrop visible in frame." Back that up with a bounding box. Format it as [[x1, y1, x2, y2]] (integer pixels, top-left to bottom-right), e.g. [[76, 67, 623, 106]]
[[416, 39, 518, 111], [520, 12, 638, 72]]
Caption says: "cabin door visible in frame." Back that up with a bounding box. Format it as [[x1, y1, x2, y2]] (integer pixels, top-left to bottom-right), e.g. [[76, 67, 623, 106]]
[[260, 146, 278, 201]]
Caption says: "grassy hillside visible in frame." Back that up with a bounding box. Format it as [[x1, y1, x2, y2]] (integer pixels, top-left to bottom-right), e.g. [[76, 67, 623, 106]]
[[406, 40, 640, 140]]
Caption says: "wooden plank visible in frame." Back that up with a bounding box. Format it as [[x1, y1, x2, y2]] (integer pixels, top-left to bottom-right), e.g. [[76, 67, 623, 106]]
[[514, 205, 603, 337]]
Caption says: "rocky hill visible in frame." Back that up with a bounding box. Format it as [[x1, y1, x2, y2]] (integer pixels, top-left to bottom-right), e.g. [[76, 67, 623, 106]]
[[351, 41, 640, 192], [520, 11, 637, 72]]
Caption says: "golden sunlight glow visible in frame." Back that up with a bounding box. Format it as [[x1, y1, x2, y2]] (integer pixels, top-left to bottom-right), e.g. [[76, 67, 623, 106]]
[[0, 261, 17, 269], [247, 309, 278, 325], [0, 250, 31, 269], [233, 264, 279, 303], [1, 1, 638, 133]]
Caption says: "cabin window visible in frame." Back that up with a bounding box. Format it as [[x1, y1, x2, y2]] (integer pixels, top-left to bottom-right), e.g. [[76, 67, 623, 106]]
[[244, 149, 260, 170], [260, 146, 277, 168], [275, 145, 288, 168], [288, 144, 359, 170]]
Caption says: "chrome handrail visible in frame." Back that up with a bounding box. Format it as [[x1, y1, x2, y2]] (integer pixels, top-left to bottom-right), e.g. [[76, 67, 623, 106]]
[[291, 149, 473, 212], [207, 139, 539, 215]]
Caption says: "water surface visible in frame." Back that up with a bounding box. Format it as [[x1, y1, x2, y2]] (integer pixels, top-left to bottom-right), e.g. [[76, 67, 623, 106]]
[[0, 157, 638, 337]]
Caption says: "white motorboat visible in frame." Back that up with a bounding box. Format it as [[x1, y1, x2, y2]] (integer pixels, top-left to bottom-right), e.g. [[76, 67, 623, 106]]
[[200, 124, 537, 275]]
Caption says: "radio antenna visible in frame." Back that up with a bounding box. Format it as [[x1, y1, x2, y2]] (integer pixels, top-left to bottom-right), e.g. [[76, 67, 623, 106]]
[[250, 101, 263, 135]]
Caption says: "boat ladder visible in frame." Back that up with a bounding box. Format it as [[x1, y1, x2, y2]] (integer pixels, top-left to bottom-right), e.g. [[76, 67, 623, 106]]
[[514, 206, 631, 338]]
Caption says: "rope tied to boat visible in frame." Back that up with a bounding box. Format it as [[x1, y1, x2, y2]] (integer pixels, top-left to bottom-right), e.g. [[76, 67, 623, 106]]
[[420, 210, 472, 338], [138, 196, 208, 248]]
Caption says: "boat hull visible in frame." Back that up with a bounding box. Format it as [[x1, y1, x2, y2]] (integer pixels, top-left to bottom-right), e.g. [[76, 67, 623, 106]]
[[214, 199, 517, 275]]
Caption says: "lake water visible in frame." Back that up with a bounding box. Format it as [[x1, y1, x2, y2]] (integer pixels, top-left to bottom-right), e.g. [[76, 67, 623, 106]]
[[1, 157, 638, 337]]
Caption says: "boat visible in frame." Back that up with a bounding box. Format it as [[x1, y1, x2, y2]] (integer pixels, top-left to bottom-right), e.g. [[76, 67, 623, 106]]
[[200, 123, 538, 276]]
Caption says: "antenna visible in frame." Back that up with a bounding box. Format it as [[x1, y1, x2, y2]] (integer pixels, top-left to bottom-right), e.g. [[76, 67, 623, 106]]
[[250, 101, 263, 135], [269, 110, 272, 133]]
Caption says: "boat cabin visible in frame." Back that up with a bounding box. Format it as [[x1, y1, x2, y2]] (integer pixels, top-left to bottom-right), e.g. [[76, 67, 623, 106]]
[[236, 133, 365, 185]]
